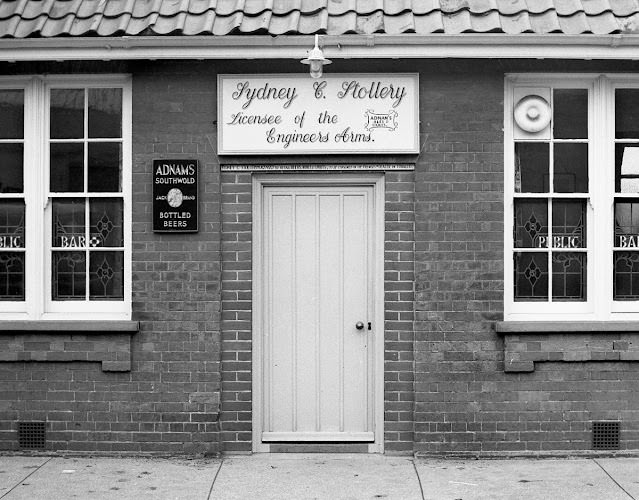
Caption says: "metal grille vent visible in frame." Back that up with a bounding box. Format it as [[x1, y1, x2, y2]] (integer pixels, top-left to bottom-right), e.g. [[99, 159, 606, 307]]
[[592, 421, 620, 450], [17, 421, 46, 449]]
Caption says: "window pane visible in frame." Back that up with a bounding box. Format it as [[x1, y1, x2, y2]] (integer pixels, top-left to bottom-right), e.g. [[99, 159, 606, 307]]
[[614, 252, 639, 300], [0, 200, 24, 249], [514, 252, 548, 301], [554, 143, 588, 193], [52, 199, 85, 248], [552, 253, 586, 301], [614, 200, 639, 248], [50, 89, 84, 139], [515, 142, 549, 193], [0, 143, 23, 193], [0, 89, 24, 139], [89, 251, 123, 300], [50, 143, 84, 192], [88, 142, 121, 192], [89, 88, 122, 138], [514, 199, 548, 248], [0, 252, 24, 300], [615, 144, 639, 193], [552, 200, 586, 249], [616, 89, 639, 139], [90, 199, 123, 247], [553, 89, 588, 139], [52, 251, 85, 300]]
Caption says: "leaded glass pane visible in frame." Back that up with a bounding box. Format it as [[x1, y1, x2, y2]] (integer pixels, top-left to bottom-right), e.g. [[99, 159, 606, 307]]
[[90, 199, 123, 247], [554, 143, 588, 193], [614, 252, 639, 300], [0, 200, 24, 249], [88, 142, 121, 192], [88, 88, 122, 139], [0, 144, 23, 193], [552, 253, 586, 301], [552, 200, 586, 249], [515, 142, 549, 193], [615, 200, 639, 248], [52, 251, 85, 300], [553, 89, 588, 139], [514, 199, 548, 248], [89, 251, 123, 300], [514, 252, 548, 301], [0, 89, 24, 139], [616, 89, 639, 139], [50, 89, 84, 139], [615, 144, 639, 193], [0, 252, 24, 300], [52, 199, 85, 248], [50, 143, 84, 192]]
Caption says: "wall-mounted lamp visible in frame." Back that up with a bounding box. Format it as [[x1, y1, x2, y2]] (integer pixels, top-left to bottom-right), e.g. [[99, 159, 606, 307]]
[[301, 34, 331, 79]]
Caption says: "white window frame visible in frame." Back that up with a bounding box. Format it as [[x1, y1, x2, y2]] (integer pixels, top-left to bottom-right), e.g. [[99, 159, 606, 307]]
[[505, 74, 639, 322], [0, 74, 131, 321]]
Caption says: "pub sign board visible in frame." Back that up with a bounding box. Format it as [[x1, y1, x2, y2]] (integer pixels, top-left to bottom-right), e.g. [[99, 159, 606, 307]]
[[153, 159, 198, 232], [218, 74, 419, 155]]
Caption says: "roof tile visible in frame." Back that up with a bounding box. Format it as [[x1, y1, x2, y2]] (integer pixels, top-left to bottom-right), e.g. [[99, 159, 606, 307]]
[[0, 0, 638, 38]]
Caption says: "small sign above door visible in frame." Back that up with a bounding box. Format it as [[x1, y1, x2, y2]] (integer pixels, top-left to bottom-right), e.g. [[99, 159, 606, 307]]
[[153, 159, 198, 232], [218, 74, 419, 155]]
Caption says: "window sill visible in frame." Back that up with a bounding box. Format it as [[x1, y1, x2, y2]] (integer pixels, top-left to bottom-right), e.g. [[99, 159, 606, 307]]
[[496, 321, 639, 334], [0, 320, 139, 332]]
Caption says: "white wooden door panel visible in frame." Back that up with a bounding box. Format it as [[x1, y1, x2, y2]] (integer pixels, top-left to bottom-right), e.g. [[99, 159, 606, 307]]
[[261, 185, 374, 443]]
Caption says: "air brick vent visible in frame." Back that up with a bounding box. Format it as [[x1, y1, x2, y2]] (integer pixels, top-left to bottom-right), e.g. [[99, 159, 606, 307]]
[[17, 421, 46, 449], [592, 421, 620, 450]]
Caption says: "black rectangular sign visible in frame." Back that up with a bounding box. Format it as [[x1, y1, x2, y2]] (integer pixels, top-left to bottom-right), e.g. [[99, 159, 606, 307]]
[[153, 159, 198, 232]]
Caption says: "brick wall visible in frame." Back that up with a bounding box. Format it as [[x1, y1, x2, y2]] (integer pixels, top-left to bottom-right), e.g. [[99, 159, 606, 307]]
[[0, 61, 222, 454]]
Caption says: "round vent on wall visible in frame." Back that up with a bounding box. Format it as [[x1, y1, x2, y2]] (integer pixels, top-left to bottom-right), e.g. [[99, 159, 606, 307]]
[[514, 95, 551, 133]]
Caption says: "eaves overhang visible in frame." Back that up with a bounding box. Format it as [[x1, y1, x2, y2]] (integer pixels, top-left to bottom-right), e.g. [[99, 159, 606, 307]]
[[3, 34, 639, 62]]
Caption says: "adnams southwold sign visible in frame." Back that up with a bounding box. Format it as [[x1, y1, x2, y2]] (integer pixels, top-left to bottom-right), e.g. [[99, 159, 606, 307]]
[[218, 74, 419, 155]]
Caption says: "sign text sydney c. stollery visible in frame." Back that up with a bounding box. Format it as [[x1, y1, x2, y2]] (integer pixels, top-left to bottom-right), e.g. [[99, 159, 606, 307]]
[[218, 74, 419, 155]]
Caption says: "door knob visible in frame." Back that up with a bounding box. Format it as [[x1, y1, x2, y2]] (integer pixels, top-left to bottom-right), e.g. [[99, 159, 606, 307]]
[[355, 321, 365, 330]]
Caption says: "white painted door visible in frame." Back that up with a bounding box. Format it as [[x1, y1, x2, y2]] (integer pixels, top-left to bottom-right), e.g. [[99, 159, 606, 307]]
[[260, 184, 375, 443]]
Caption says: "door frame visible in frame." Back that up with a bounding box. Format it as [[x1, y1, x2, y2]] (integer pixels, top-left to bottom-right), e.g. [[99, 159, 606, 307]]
[[252, 173, 385, 453]]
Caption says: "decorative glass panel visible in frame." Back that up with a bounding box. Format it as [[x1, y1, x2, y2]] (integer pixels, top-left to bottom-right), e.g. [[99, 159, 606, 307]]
[[52, 251, 85, 300], [52, 199, 85, 248], [615, 144, 639, 193], [514, 252, 548, 301], [514, 199, 548, 248], [88, 88, 122, 138], [50, 89, 84, 139], [615, 89, 639, 139], [553, 89, 588, 139], [88, 142, 121, 192], [0, 89, 24, 139], [552, 200, 586, 249], [0, 143, 23, 193], [552, 253, 586, 301], [90, 199, 123, 247], [614, 252, 639, 300], [89, 251, 123, 300], [615, 200, 639, 248], [554, 143, 588, 193], [0, 252, 24, 300], [0, 200, 24, 249], [515, 143, 549, 193], [50, 143, 84, 192]]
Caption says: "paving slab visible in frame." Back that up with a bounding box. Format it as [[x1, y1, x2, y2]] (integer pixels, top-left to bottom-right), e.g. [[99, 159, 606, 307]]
[[2, 456, 220, 500], [595, 458, 639, 499], [0, 456, 51, 498], [414, 458, 630, 500], [210, 454, 422, 500]]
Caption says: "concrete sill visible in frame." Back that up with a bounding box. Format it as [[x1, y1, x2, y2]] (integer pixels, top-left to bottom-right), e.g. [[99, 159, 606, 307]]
[[0, 320, 139, 333], [496, 321, 639, 334]]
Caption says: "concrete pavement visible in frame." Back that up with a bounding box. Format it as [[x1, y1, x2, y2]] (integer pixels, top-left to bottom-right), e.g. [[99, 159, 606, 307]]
[[0, 453, 637, 499]]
